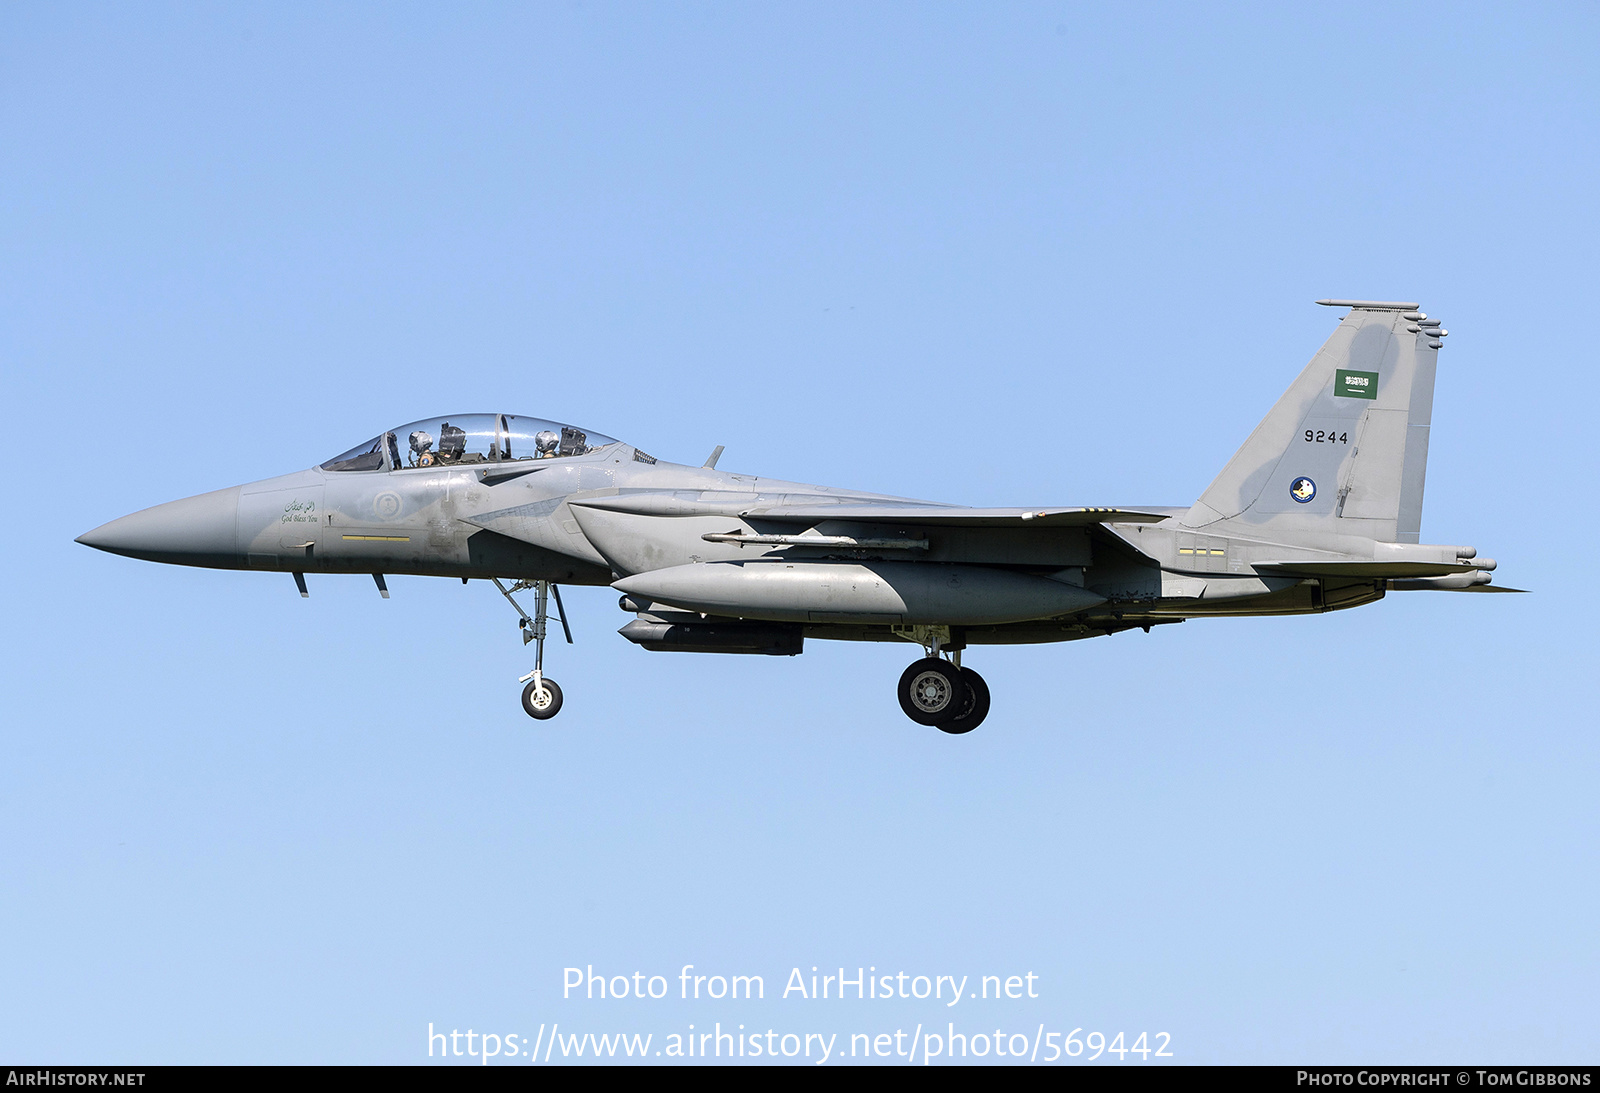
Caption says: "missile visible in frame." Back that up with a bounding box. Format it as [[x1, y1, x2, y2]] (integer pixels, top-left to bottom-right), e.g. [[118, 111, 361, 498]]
[[617, 619, 803, 655]]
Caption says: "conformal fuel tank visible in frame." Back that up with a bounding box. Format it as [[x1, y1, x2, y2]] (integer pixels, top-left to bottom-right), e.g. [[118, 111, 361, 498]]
[[611, 561, 1105, 625]]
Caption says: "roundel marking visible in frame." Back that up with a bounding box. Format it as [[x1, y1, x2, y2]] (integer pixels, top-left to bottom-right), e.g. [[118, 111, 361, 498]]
[[1290, 477, 1316, 503], [373, 491, 403, 519]]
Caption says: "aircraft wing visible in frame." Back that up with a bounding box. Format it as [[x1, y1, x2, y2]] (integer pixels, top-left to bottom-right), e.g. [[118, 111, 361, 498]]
[[567, 494, 1176, 527], [744, 504, 1175, 528]]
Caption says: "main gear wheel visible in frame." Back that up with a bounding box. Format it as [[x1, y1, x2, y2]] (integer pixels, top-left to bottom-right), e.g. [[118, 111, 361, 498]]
[[897, 658, 963, 726], [937, 667, 990, 734]]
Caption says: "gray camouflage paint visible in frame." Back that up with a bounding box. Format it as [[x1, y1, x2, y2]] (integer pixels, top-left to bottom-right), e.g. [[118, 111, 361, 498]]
[[78, 301, 1509, 655]]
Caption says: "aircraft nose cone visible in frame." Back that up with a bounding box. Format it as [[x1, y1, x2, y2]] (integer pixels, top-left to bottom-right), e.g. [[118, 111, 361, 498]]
[[77, 486, 241, 566]]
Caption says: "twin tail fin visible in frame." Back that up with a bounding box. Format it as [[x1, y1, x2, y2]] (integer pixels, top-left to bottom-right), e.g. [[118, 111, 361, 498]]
[[1182, 300, 1443, 545]]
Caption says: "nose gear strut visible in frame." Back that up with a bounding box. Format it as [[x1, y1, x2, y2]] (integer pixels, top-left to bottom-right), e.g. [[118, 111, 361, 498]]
[[490, 577, 571, 720]]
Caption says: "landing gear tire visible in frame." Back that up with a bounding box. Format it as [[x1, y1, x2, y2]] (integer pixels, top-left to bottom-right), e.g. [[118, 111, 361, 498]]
[[938, 668, 990, 734], [898, 658, 965, 726], [522, 677, 564, 720]]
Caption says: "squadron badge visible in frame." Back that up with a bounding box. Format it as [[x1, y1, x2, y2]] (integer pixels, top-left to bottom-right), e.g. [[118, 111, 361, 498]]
[[1290, 477, 1316, 503]]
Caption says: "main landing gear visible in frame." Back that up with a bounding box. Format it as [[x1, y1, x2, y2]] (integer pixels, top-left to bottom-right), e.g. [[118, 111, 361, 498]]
[[893, 626, 990, 734], [492, 578, 571, 720]]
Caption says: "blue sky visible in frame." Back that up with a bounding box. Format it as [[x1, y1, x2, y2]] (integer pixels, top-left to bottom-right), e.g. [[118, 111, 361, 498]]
[[2, 2, 1596, 1064]]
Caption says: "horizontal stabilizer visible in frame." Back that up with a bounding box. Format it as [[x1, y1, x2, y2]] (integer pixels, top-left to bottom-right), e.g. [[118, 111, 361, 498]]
[[1254, 559, 1483, 578], [1315, 299, 1420, 310], [1388, 579, 1529, 593]]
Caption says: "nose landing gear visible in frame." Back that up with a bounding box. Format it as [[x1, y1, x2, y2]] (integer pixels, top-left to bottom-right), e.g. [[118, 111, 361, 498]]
[[894, 626, 990, 734], [491, 578, 571, 721], [521, 675, 564, 720]]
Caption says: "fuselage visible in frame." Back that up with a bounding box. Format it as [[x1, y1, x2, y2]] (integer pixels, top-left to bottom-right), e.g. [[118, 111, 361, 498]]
[[73, 303, 1511, 731], [77, 429, 1426, 648]]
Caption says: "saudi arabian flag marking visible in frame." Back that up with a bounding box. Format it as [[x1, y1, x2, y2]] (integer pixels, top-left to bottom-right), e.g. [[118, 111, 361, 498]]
[[1335, 369, 1379, 400]]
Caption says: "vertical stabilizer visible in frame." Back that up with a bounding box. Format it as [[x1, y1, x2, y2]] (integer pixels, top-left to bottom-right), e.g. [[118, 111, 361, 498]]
[[1182, 301, 1441, 544]]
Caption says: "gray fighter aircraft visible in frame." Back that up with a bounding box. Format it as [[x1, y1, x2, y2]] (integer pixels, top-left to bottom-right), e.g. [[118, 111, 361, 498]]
[[78, 300, 1517, 733]]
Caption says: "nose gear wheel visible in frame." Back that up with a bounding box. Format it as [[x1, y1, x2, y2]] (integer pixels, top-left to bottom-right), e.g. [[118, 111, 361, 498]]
[[521, 677, 564, 719]]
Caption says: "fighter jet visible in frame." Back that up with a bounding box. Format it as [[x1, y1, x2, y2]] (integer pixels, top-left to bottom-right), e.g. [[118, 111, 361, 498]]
[[77, 300, 1518, 733]]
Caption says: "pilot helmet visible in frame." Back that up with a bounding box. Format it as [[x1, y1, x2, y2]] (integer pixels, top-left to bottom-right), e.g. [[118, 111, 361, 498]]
[[409, 430, 435, 454], [534, 430, 560, 456]]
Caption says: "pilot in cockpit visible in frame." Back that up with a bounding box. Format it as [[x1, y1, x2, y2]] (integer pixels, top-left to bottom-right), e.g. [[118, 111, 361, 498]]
[[534, 430, 560, 459], [437, 423, 467, 464], [410, 430, 435, 468]]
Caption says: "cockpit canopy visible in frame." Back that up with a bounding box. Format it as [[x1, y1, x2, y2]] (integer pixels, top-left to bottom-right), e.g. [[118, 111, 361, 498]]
[[322, 414, 619, 472]]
